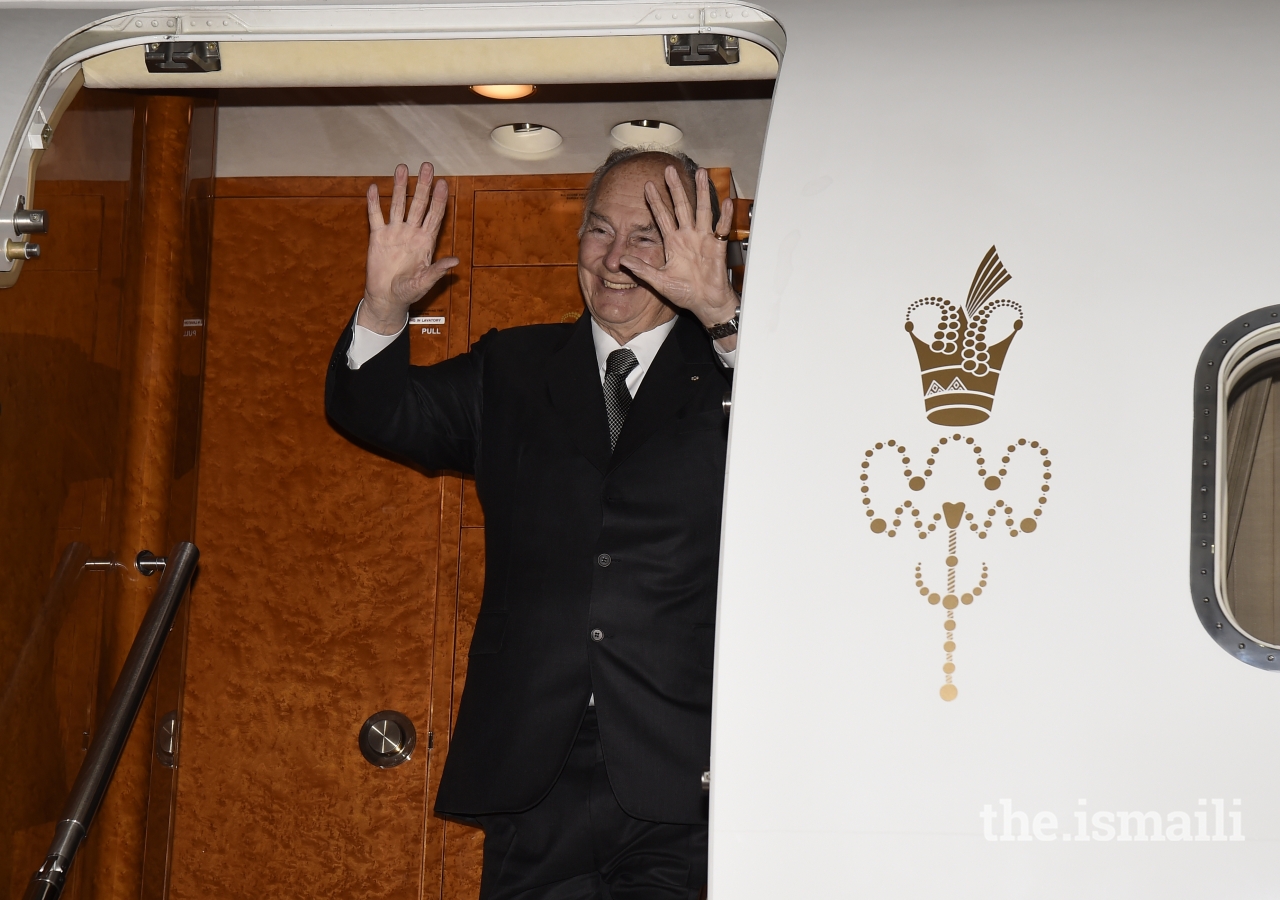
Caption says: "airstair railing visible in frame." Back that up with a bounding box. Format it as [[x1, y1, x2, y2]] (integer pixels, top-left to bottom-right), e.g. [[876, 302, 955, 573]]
[[23, 541, 200, 900]]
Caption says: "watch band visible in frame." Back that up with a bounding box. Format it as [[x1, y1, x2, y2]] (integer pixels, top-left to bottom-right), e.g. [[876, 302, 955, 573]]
[[706, 307, 740, 340]]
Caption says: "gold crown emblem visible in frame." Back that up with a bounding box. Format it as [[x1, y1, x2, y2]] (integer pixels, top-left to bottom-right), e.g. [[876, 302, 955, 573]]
[[905, 247, 1023, 426]]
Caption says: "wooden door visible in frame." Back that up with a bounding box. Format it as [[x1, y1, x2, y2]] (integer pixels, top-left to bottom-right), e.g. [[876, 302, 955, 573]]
[[166, 176, 456, 900]]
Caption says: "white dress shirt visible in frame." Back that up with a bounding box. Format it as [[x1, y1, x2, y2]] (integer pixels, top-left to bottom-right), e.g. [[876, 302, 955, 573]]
[[346, 302, 738, 372]]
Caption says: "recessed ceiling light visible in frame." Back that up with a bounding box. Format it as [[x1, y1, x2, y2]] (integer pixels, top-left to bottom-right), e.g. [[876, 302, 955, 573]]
[[471, 84, 536, 100], [610, 119, 683, 147], [490, 123, 562, 153]]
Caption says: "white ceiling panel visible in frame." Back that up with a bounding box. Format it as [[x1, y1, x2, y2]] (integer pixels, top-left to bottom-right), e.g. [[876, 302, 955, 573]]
[[214, 82, 774, 196]]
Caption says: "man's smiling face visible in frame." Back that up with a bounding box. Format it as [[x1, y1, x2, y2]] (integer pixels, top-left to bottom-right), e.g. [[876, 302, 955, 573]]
[[578, 155, 687, 342]]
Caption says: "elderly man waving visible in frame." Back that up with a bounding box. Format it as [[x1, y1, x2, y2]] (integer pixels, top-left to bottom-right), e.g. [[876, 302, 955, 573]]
[[326, 148, 740, 900]]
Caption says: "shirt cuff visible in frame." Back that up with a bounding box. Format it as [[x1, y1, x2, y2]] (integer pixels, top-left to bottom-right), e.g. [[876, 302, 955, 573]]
[[713, 341, 737, 369], [347, 300, 407, 370]]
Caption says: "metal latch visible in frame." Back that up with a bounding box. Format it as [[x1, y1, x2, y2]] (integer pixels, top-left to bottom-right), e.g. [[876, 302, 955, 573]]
[[5, 195, 46, 261], [665, 34, 739, 66], [12, 195, 46, 235], [136, 550, 167, 576], [145, 42, 222, 73]]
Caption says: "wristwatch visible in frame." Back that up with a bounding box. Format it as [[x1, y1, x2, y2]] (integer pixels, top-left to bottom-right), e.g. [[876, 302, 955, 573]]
[[705, 306, 740, 340]]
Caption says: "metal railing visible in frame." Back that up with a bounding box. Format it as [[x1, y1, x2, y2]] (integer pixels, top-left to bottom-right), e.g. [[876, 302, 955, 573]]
[[23, 542, 200, 900]]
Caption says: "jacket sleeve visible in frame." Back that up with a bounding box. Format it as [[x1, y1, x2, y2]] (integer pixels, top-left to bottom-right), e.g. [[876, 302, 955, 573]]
[[325, 314, 485, 474]]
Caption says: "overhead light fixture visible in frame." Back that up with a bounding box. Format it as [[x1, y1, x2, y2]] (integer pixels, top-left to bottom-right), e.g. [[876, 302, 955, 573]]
[[610, 119, 683, 148], [471, 84, 536, 100], [490, 123, 562, 153]]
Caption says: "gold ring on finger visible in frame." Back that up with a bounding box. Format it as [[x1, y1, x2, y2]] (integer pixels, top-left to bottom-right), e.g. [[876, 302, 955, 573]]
[[713, 232, 730, 242]]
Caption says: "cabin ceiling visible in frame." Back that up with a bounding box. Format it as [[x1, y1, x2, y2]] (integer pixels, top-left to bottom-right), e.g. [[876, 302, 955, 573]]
[[215, 82, 774, 196]]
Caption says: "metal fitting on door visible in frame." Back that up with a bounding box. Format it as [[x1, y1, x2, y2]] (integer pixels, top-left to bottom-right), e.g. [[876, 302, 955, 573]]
[[358, 710, 417, 768], [4, 239, 39, 261], [12, 195, 47, 234], [136, 550, 167, 577]]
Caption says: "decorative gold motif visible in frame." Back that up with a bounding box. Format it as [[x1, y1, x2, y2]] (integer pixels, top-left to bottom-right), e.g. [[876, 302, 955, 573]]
[[862, 434, 1052, 700], [905, 247, 1022, 426]]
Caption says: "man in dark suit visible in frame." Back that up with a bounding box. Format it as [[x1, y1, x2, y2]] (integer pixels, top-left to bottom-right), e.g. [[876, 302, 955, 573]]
[[326, 149, 740, 899]]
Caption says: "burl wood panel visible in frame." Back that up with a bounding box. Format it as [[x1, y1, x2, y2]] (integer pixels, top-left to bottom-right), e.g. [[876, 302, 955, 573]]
[[138, 96, 220, 900], [469, 167, 731, 270], [87, 94, 195, 900], [472, 190, 588, 267], [469, 266, 584, 341], [0, 86, 138, 900], [168, 186, 455, 900]]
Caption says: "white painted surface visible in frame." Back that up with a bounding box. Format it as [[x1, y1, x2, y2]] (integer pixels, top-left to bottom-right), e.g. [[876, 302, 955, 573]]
[[712, 0, 1280, 896], [214, 86, 771, 194], [0, 8, 119, 162]]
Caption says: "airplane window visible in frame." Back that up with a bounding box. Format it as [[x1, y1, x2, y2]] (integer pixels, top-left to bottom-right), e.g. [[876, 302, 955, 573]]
[[1194, 306, 1280, 668], [1222, 361, 1280, 641]]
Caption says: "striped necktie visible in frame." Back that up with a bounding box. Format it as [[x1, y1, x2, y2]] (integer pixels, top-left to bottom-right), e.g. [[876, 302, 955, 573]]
[[603, 348, 639, 450]]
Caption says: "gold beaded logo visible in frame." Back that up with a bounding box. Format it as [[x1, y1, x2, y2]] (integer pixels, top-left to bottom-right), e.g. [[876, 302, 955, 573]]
[[905, 247, 1023, 426], [862, 248, 1051, 701]]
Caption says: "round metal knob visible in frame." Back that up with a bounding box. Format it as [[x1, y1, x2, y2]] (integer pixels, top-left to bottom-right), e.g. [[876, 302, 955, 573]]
[[358, 710, 416, 768]]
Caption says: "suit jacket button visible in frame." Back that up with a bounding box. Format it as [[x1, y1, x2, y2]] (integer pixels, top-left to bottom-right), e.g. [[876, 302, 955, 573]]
[[590, 628, 604, 642], [597, 553, 611, 567]]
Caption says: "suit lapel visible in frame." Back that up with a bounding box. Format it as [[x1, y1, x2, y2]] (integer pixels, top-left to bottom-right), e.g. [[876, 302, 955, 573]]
[[544, 315, 612, 475], [609, 315, 706, 471]]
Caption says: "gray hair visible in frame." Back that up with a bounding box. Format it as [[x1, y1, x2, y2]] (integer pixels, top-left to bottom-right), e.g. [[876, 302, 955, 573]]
[[578, 147, 721, 237]]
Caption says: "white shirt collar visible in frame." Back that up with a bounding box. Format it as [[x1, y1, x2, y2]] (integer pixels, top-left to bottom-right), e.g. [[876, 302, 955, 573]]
[[589, 315, 678, 390]]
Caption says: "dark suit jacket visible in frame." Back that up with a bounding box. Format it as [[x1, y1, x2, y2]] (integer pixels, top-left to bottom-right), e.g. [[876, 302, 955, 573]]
[[325, 311, 730, 824]]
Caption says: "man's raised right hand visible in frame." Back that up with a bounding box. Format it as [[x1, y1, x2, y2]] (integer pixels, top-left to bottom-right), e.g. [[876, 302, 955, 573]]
[[359, 162, 460, 335]]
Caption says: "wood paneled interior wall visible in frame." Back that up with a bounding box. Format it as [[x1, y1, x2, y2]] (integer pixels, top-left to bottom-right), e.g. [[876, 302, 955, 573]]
[[172, 175, 457, 900], [0, 88, 216, 900], [0, 163, 131, 900], [175, 164, 732, 899]]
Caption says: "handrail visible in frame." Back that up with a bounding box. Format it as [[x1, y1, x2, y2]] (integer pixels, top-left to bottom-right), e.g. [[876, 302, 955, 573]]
[[23, 541, 200, 900]]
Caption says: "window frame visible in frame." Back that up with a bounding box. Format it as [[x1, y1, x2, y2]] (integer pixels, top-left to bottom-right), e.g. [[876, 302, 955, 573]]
[[1194, 304, 1280, 668]]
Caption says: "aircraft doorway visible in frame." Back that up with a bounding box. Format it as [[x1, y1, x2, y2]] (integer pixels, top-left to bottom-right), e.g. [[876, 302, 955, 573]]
[[1, 22, 777, 900]]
